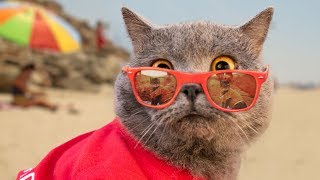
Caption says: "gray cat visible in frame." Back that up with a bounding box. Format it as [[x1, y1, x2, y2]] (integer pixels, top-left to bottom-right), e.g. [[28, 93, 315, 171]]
[[115, 7, 274, 180], [16, 7, 274, 180]]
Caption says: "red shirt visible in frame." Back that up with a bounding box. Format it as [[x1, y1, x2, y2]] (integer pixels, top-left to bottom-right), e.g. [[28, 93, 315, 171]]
[[17, 118, 205, 180]]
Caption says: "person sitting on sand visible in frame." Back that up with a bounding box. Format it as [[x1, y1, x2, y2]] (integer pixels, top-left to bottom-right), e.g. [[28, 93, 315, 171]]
[[11, 63, 58, 111]]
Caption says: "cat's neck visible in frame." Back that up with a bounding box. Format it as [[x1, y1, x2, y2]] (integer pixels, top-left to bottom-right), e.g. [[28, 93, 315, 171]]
[[121, 117, 242, 180]]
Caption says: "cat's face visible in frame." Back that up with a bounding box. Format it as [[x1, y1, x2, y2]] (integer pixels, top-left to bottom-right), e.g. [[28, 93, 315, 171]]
[[115, 7, 273, 151]]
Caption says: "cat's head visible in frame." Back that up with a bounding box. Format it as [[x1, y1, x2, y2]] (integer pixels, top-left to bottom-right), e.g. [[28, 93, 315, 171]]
[[115, 7, 273, 151]]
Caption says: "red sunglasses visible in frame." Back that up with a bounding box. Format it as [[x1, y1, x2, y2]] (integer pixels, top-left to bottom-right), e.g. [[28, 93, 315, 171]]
[[122, 66, 269, 112]]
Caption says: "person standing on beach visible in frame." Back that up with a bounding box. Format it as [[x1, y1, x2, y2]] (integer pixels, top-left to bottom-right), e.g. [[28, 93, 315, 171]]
[[96, 20, 107, 49]]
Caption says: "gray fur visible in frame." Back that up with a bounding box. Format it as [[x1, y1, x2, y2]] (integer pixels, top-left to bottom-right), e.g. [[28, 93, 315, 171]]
[[115, 7, 274, 180]]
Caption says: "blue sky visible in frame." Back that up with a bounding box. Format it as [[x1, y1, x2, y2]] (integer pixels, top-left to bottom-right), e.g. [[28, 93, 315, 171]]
[[56, 0, 320, 84]]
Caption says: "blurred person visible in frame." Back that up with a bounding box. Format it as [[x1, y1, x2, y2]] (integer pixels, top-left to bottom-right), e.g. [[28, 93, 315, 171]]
[[149, 77, 176, 105], [11, 63, 58, 111], [95, 20, 108, 50], [150, 78, 162, 105], [218, 73, 247, 109]]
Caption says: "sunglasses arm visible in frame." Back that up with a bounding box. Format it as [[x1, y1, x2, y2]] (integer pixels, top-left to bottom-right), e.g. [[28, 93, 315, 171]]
[[122, 66, 128, 72], [122, 66, 134, 75], [257, 65, 269, 82]]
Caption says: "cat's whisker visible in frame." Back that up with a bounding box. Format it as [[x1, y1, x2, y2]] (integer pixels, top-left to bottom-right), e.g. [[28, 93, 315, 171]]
[[144, 122, 161, 146], [226, 120, 245, 144], [139, 121, 154, 134], [217, 113, 246, 143], [144, 116, 168, 145], [128, 108, 145, 118], [134, 122, 156, 148], [230, 119, 249, 142], [128, 118, 148, 132], [158, 121, 169, 144], [239, 120, 259, 135], [127, 110, 151, 132]]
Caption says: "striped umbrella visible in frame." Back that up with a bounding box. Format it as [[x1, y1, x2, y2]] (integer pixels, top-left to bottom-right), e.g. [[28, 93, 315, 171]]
[[0, 1, 81, 53]]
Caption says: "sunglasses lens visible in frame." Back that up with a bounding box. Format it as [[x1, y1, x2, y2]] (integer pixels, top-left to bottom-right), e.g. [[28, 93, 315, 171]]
[[207, 72, 257, 110], [135, 69, 177, 106]]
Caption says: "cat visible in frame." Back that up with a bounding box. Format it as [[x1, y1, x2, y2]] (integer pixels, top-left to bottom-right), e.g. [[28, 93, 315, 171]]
[[16, 7, 274, 180], [115, 7, 274, 180]]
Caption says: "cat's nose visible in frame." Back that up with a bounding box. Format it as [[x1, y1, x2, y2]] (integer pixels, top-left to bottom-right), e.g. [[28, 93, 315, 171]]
[[180, 84, 203, 102]]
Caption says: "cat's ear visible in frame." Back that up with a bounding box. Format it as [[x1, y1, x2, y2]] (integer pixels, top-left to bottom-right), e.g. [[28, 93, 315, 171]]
[[239, 7, 274, 53], [122, 7, 153, 44]]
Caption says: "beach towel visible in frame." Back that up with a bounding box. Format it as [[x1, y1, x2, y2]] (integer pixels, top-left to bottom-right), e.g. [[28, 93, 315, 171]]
[[0, 101, 16, 110]]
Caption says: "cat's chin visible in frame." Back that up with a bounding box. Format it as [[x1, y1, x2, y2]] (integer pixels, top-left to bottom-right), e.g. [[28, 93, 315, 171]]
[[170, 113, 216, 140]]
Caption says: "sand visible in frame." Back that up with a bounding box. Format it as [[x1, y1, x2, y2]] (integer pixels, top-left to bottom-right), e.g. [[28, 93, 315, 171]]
[[1, 85, 319, 179]]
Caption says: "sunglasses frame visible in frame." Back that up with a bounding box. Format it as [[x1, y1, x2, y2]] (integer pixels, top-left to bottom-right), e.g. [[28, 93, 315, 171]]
[[122, 66, 269, 112]]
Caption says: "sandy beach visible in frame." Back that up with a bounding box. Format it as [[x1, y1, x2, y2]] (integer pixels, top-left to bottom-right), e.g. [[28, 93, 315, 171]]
[[1, 85, 319, 179]]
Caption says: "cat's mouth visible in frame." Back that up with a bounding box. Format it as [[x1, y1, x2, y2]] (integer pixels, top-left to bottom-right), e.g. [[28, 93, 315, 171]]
[[183, 114, 204, 119], [179, 110, 208, 122], [185, 110, 205, 118], [190, 110, 200, 115]]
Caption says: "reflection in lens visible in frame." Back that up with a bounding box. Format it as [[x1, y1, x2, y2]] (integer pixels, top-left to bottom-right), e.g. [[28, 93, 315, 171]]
[[207, 72, 256, 110], [135, 70, 177, 106]]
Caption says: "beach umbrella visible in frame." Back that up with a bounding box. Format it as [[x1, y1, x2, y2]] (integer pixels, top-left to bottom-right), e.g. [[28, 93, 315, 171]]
[[0, 1, 81, 53]]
